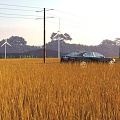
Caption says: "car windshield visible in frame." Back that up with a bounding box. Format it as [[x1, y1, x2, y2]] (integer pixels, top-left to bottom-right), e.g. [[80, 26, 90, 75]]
[[83, 52, 94, 57], [83, 52, 104, 58], [94, 52, 104, 58], [66, 51, 104, 58], [67, 51, 84, 56]]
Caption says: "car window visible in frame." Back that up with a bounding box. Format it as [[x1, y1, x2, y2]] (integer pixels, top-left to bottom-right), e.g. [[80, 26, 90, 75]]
[[67, 52, 75, 56], [67, 51, 83, 56], [94, 52, 104, 58], [83, 52, 94, 57]]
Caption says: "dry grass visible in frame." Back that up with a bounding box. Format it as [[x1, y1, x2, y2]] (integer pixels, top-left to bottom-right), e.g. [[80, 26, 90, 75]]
[[0, 58, 119, 120]]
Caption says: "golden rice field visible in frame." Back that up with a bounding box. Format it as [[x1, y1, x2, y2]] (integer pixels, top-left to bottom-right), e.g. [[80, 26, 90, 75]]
[[0, 58, 119, 120]]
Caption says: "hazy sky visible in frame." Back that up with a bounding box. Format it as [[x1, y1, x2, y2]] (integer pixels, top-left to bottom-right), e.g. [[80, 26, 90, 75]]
[[0, 0, 120, 46]]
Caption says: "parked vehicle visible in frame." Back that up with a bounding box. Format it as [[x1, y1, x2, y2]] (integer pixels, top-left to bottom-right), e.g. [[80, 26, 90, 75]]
[[61, 51, 115, 64]]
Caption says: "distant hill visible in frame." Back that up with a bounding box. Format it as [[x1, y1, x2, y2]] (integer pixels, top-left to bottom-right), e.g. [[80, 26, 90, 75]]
[[0, 36, 119, 58], [0, 49, 67, 58], [46, 40, 119, 57], [0, 36, 41, 53], [23, 49, 67, 58]]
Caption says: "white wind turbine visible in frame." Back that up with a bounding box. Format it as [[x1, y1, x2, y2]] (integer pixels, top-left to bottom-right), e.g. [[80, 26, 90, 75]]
[[52, 18, 72, 58], [1, 39, 12, 59], [52, 31, 67, 58]]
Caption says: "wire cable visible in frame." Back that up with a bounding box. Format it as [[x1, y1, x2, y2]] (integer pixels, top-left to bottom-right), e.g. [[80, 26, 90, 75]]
[[0, 12, 42, 17], [54, 9, 85, 18], [0, 3, 43, 9], [0, 3, 89, 28], [0, 7, 38, 12], [0, 15, 35, 19]]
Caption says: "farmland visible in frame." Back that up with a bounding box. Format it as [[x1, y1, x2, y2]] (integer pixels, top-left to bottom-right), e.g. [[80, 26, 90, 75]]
[[0, 58, 119, 120]]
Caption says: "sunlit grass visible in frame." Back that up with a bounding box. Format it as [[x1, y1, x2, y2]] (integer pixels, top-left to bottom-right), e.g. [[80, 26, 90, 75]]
[[0, 58, 119, 119]]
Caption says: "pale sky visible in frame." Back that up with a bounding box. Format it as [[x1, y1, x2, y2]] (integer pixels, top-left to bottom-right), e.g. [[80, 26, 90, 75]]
[[0, 0, 120, 46]]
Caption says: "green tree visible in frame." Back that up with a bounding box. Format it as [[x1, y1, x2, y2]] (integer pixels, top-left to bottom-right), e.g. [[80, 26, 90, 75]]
[[7, 36, 27, 45], [114, 38, 120, 46], [101, 39, 116, 45]]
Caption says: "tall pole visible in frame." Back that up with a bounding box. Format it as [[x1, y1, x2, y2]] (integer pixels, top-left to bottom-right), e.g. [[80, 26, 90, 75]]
[[44, 8, 46, 63], [5, 43, 6, 59], [58, 18, 60, 58], [119, 47, 120, 59], [36, 8, 54, 62]]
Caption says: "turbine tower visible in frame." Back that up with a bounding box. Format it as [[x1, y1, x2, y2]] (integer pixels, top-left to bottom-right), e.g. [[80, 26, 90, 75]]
[[52, 19, 67, 58], [1, 39, 12, 59], [51, 19, 72, 58], [53, 32, 67, 58]]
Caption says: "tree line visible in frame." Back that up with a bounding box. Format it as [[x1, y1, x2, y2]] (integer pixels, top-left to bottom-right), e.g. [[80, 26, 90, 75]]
[[0, 35, 119, 58]]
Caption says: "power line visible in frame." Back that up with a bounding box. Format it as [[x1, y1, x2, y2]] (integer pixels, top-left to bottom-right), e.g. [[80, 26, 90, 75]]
[[0, 7, 37, 12], [0, 11, 87, 26], [54, 9, 86, 18], [46, 20, 85, 29], [0, 3, 43, 9], [0, 3, 85, 18], [0, 3, 87, 20], [0, 3, 89, 28], [0, 15, 35, 19], [46, 13, 87, 25], [0, 12, 42, 17]]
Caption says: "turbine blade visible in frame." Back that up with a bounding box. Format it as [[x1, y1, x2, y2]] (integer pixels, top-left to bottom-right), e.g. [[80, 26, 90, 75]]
[[6, 42, 12, 46], [59, 31, 67, 39], [52, 33, 59, 39], [61, 33, 67, 39], [1, 42, 6, 47]]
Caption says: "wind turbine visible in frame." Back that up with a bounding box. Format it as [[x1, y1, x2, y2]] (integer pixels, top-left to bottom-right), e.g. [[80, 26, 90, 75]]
[[53, 31, 67, 58], [1, 39, 12, 59], [51, 19, 67, 58], [51, 18, 72, 58]]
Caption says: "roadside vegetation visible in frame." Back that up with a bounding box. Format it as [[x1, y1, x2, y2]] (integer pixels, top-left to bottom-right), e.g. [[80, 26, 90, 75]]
[[0, 58, 119, 119]]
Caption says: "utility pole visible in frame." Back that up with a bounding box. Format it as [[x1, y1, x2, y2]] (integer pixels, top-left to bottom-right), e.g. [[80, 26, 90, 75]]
[[119, 47, 120, 59], [36, 8, 54, 63], [58, 18, 60, 58], [44, 8, 46, 63]]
